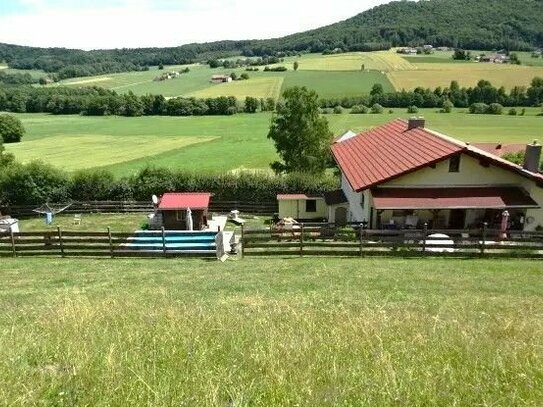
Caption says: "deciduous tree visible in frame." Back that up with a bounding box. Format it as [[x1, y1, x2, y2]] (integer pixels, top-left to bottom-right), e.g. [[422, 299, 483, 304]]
[[267, 87, 332, 174], [0, 114, 25, 143]]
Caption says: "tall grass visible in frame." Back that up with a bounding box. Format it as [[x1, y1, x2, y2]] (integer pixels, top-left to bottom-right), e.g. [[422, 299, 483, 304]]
[[0, 258, 542, 405]]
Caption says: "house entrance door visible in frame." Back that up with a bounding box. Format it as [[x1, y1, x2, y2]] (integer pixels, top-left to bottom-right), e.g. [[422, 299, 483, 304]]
[[449, 209, 466, 229]]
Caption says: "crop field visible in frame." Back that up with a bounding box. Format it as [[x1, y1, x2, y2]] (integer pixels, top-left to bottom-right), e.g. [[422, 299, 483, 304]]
[[0, 257, 542, 405], [295, 51, 416, 71], [7, 109, 542, 175], [388, 61, 543, 90], [188, 76, 284, 99]]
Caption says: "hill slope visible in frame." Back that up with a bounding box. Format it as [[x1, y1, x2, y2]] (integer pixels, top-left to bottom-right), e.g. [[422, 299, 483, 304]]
[[1, 0, 542, 78]]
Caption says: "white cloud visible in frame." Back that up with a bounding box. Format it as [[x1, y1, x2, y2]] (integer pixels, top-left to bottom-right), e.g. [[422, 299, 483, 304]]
[[0, 0, 390, 50]]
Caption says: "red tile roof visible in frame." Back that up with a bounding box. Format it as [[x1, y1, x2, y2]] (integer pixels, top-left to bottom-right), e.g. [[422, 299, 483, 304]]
[[371, 187, 539, 210], [332, 119, 543, 191], [331, 119, 463, 192], [158, 193, 211, 210], [472, 143, 525, 157]]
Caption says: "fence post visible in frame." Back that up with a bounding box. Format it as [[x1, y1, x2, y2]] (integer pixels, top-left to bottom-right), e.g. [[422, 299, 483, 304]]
[[57, 227, 65, 258], [10, 228, 16, 258], [161, 227, 166, 256], [107, 227, 114, 258], [240, 224, 245, 259], [481, 222, 487, 256], [422, 223, 428, 255], [300, 223, 304, 257], [359, 223, 364, 256]]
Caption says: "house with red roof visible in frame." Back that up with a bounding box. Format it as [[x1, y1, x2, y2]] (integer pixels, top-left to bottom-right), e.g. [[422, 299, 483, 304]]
[[158, 193, 211, 230], [330, 118, 543, 231]]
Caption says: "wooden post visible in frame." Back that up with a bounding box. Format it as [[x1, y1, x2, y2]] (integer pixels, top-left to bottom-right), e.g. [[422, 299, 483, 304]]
[[161, 227, 166, 256], [10, 228, 16, 258], [359, 223, 364, 256], [422, 223, 428, 255], [300, 223, 304, 257], [240, 224, 245, 259], [57, 227, 65, 257], [107, 227, 114, 258], [481, 222, 487, 256]]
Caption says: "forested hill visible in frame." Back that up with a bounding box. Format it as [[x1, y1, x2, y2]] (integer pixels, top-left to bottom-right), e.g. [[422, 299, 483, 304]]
[[1, 0, 542, 79], [261, 0, 543, 53]]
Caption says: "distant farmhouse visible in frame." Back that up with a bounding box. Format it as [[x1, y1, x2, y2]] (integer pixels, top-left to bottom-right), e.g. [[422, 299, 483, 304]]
[[153, 71, 180, 82], [476, 54, 510, 63], [210, 75, 232, 84]]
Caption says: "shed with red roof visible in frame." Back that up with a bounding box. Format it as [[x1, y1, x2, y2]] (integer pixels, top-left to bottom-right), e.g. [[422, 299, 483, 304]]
[[158, 193, 211, 230]]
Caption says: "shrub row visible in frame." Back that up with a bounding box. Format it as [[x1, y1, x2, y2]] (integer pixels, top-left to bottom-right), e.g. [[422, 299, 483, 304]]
[[0, 163, 339, 206]]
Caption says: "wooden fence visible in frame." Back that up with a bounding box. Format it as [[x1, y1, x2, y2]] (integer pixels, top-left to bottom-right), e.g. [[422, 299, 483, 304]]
[[0, 200, 278, 217], [0, 228, 217, 258], [241, 223, 543, 259]]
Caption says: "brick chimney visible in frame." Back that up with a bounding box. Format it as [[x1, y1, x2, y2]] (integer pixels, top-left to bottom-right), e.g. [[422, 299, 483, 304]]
[[407, 116, 425, 130], [523, 140, 542, 172]]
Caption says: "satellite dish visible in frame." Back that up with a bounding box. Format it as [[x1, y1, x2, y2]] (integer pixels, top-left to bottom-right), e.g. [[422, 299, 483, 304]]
[[152, 195, 158, 205]]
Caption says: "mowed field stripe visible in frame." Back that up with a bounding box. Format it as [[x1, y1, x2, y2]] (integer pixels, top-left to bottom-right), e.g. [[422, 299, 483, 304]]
[[6, 134, 219, 171]]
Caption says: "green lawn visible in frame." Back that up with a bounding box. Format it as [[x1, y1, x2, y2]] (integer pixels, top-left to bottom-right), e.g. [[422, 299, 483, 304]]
[[7, 109, 542, 176], [18, 213, 148, 232], [0, 257, 542, 405]]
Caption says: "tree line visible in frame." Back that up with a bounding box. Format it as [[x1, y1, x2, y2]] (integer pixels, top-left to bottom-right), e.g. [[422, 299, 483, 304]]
[[0, 85, 277, 116], [320, 78, 543, 109]]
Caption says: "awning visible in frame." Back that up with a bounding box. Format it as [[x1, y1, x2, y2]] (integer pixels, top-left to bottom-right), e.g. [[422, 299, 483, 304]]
[[371, 187, 539, 210]]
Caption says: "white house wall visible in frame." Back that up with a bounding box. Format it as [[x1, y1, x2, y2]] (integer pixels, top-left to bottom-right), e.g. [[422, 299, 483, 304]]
[[341, 174, 371, 223]]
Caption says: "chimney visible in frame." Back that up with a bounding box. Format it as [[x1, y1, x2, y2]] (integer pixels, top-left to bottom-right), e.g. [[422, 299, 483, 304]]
[[407, 116, 425, 130], [523, 140, 542, 172]]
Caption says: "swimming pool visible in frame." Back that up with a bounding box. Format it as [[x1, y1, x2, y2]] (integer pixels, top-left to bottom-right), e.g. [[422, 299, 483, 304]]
[[122, 230, 217, 254]]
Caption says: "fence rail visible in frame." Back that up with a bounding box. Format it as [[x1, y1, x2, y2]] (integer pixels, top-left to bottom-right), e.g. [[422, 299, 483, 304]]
[[0, 228, 218, 258], [241, 223, 543, 259], [0, 200, 278, 217]]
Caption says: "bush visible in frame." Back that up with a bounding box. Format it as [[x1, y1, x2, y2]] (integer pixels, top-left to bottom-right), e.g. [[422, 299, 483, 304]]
[[333, 106, 343, 114], [407, 105, 418, 113], [350, 105, 369, 114], [508, 108, 518, 116], [71, 169, 115, 201], [0, 114, 25, 143], [240, 73, 249, 80], [321, 108, 333, 114], [469, 103, 489, 114], [371, 103, 384, 114], [487, 103, 504, 115], [441, 99, 454, 113]]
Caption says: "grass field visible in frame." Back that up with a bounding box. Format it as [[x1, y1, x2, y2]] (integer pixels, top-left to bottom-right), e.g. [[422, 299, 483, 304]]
[[188, 76, 284, 99], [7, 109, 542, 175], [18, 213, 148, 232], [388, 62, 543, 90], [7, 133, 217, 171], [0, 257, 542, 405]]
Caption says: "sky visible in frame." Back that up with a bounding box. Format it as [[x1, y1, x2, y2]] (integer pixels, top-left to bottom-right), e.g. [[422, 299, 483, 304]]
[[0, 0, 391, 50]]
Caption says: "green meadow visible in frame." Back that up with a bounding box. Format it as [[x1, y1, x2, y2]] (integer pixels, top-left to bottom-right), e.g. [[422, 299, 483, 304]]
[[0, 257, 542, 405], [7, 108, 543, 176]]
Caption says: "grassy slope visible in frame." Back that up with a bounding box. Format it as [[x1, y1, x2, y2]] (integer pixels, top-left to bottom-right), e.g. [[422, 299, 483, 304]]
[[0, 257, 542, 405], [8, 109, 543, 175]]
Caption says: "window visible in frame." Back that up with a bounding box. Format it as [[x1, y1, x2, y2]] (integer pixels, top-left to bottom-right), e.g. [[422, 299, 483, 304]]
[[449, 155, 461, 173], [361, 193, 365, 208], [176, 210, 186, 221], [305, 199, 317, 213]]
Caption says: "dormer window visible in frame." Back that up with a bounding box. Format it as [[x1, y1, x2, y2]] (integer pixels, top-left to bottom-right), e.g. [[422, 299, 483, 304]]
[[449, 155, 461, 173]]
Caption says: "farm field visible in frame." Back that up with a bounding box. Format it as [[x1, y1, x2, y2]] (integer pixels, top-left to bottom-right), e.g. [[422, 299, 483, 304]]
[[0, 257, 542, 405], [56, 63, 393, 99], [388, 62, 543, 90], [7, 109, 543, 175], [292, 51, 415, 71]]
